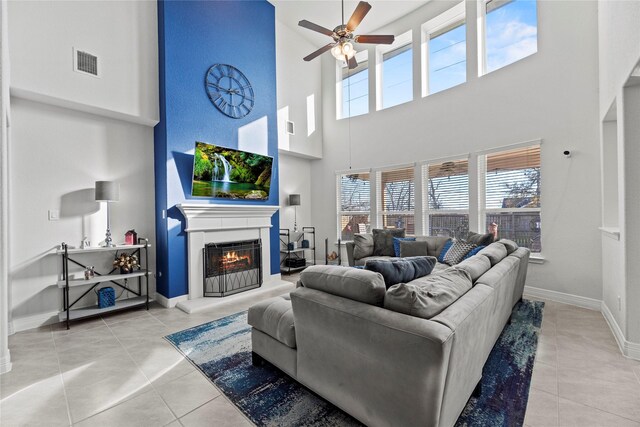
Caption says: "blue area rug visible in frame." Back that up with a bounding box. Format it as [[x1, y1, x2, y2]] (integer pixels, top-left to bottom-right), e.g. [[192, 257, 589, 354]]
[[165, 299, 544, 427]]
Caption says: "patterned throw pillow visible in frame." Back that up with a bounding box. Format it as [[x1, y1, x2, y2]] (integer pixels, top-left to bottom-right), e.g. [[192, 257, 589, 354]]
[[437, 239, 454, 263], [443, 240, 477, 266], [463, 245, 486, 260], [393, 237, 416, 257]]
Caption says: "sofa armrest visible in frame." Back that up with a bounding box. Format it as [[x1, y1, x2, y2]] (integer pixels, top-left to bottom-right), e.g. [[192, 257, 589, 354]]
[[345, 241, 356, 266], [290, 287, 453, 427]]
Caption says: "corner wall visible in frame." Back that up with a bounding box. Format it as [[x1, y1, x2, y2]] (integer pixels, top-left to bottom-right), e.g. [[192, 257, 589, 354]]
[[313, 0, 602, 299]]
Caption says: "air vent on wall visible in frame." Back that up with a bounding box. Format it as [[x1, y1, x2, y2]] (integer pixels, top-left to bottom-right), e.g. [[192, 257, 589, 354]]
[[73, 48, 100, 77], [286, 120, 295, 135]]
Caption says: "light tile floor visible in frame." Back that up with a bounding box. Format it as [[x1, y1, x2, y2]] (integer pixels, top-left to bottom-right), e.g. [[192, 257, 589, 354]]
[[1, 279, 639, 426]]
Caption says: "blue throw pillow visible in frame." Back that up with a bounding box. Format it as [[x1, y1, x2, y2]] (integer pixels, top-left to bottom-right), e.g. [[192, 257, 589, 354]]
[[393, 237, 416, 257], [463, 245, 486, 260], [365, 256, 437, 289], [437, 239, 454, 263]]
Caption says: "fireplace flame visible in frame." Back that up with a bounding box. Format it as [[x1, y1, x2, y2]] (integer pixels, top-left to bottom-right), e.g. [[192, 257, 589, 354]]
[[222, 251, 251, 269]]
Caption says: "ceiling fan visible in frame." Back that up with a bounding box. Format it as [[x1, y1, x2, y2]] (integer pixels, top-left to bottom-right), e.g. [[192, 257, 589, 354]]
[[299, 0, 395, 69]]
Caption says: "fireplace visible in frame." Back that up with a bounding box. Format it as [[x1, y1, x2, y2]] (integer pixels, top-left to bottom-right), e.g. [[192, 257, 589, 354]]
[[203, 239, 262, 297]]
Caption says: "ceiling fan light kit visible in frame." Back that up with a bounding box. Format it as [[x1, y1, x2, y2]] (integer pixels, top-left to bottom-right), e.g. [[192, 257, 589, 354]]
[[299, 1, 395, 69]]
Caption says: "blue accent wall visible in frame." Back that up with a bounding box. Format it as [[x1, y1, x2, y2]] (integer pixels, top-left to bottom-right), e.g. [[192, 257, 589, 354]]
[[155, 0, 279, 299]]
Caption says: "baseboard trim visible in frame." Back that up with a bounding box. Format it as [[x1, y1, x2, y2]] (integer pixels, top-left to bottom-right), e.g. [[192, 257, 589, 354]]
[[0, 353, 12, 374], [601, 302, 640, 361], [11, 311, 60, 333], [154, 293, 188, 308], [523, 286, 601, 310]]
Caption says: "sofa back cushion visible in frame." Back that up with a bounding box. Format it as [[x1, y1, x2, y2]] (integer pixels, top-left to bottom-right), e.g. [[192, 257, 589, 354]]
[[300, 265, 386, 306], [498, 238, 518, 255], [372, 228, 405, 256], [384, 268, 473, 319], [455, 255, 492, 282], [365, 256, 437, 288], [477, 242, 508, 266], [399, 240, 428, 257], [353, 233, 374, 259]]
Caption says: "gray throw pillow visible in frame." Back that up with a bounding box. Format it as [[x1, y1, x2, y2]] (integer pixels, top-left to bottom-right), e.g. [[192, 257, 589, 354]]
[[384, 268, 473, 319], [372, 228, 405, 256], [443, 240, 476, 266], [353, 233, 374, 259], [365, 256, 436, 289], [399, 240, 429, 257], [467, 231, 495, 246]]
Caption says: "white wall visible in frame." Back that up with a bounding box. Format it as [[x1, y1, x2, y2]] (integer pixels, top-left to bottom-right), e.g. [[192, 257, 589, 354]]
[[279, 153, 313, 233], [9, 99, 156, 326], [6, 0, 158, 331], [8, 0, 158, 124], [313, 0, 602, 299], [598, 0, 640, 352], [275, 20, 323, 159]]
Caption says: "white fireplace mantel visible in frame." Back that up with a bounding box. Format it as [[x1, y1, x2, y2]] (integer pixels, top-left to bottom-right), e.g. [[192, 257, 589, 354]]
[[174, 203, 282, 313]]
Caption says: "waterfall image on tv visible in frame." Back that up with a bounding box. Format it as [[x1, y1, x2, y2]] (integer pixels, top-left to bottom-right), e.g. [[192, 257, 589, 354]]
[[191, 142, 273, 200]]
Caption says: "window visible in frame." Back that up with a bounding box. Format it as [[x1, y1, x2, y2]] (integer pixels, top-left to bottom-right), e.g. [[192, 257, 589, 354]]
[[481, 144, 541, 252], [378, 31, 413, 110], [377, 166, 415, 235], [337, 51, 369, 119], [423, 3, 466, 96], [337, 172, 371, 240], [423, 159, 469, 239], [482, 0, 537, 74]]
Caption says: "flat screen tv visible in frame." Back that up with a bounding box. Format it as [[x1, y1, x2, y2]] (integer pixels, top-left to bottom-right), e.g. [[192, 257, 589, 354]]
[[191, 142, 273, 200]]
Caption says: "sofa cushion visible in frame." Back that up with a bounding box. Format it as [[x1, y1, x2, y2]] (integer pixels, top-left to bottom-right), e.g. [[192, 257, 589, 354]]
[[384, 268, 473, 319], [247, 295, 296, 348], [443, 240, 476, 266], [393, 237, 416, 256], [477, 242, 508, 266], [467, 231, 495, 246], [365, 256, 437, 288], [437, 239, 455, 263], [498, 239, 518, 255], [353, 233, 374, 259], [455, 255, 492, 282], [399, 240, 429, 257], [372, 228, 405, 256], [300, 265, 386, 306]]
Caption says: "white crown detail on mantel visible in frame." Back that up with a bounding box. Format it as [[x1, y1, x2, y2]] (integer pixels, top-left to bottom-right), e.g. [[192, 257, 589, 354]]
[[176, 203, 280, 232]]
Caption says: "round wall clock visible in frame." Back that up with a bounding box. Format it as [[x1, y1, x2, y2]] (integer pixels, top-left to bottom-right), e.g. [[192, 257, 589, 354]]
[[205, 64, 254, 119]]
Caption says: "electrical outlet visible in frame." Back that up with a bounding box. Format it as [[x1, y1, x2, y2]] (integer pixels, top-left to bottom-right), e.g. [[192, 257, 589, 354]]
[[48, 209, 59, 221], [618, 295, 622, 311]]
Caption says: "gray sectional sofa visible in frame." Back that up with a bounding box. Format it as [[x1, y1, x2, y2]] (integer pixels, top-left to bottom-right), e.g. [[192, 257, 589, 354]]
[[248, 239, 530, 427]]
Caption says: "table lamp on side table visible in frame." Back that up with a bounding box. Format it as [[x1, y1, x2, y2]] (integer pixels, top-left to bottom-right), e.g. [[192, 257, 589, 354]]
[[95, 181, 120, 247], [289, 194, 300, 232]]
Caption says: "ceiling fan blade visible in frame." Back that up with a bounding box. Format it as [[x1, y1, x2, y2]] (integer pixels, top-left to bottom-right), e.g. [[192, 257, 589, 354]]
[[303, 43, 336, 62], [298, 20, 335, 37], [346, 1, 372, 32], [355, 34, 395, 44], [348, 56, 358, 69]]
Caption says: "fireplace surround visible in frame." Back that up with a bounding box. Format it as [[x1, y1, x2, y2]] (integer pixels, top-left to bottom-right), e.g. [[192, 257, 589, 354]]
[[175, 203, 281, 313]]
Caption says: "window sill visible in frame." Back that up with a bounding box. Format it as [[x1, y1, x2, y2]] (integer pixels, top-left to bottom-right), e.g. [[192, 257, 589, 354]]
[[529, 254, 545, 264], [599, 227, 620, 241]]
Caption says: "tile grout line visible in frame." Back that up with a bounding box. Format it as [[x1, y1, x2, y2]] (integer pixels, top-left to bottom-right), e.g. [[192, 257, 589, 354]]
[[558, 395, 640, 425], [69, 318, 164, 426], [50, 323, 74, 427]]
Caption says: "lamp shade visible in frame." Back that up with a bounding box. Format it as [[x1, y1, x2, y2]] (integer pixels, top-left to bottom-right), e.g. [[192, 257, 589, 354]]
[[95, 181, 120, 202], [289, 194, 301, 206]]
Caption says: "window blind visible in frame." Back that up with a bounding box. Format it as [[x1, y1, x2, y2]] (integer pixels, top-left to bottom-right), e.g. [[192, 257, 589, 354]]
[[485, 145, 540, 209], [379, 167, 415, 212], [426, 159, 469, 210], [339, 173, 370, 212]]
